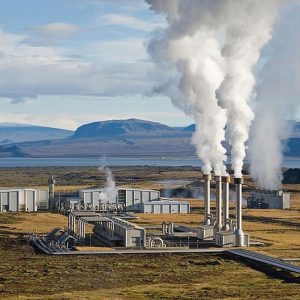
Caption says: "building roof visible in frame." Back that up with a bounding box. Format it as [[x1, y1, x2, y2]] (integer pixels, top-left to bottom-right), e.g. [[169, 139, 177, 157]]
[[70, 211, 101, 217], [143, 200, 190, 205], [80, 188, 104, 193], [80, 216, 111, 222], [111, 217, 144, 230], [80, 187, 160, 193], [0, 188, 47, 192]]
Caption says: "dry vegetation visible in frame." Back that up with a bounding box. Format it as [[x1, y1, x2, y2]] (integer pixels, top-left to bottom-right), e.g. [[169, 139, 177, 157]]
[[0, 166, 299, 299], [0, 233, 299, 300]]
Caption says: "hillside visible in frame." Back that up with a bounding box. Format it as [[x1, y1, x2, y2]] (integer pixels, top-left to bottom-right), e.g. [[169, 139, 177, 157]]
[[72, 119, 176, 138], [0, 123, 73, 144], [0, 119, 298, 158]]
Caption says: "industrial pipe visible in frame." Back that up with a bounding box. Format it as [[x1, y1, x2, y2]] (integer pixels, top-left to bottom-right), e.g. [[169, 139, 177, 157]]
[[203, 173, 212, 225], [222, 176, 230, 231], [234, 177, 245, 246], [214, 175, 222, 232]]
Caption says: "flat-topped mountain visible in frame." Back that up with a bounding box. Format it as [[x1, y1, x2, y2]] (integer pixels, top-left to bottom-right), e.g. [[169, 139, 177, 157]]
[[72, 119, 176, 138]]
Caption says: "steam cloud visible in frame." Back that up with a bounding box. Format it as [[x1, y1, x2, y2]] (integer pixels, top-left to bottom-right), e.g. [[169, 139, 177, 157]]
[[249, 5, 300, 190], [146, 0, 294, 182], [99, 166, 117, 203]]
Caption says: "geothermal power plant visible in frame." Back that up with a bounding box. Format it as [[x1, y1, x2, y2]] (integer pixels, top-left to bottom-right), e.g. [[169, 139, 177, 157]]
[[1, 172, 287, 250]]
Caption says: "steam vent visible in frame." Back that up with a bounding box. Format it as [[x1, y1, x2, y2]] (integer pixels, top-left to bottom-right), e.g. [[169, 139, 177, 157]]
[[198, 174, 249, 247]]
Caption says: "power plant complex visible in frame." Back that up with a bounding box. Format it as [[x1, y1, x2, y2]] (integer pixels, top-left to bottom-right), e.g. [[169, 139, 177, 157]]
[[1, 173, 292, 252]]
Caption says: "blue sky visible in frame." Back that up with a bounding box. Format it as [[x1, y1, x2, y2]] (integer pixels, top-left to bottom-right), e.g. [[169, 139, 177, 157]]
[[0, 0, 299, 130], [0, 0, 192, 129]]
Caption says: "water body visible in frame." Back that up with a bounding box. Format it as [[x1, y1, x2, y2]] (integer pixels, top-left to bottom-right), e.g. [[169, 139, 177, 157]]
[[0, 157, 299, 168]]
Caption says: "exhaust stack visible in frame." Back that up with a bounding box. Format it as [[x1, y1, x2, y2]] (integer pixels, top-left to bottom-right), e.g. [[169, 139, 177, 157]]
[[222, 176, 230, 231], [214, 175, 222, 232], [203, 174, 211, 225], [234, 177, 245, 246]]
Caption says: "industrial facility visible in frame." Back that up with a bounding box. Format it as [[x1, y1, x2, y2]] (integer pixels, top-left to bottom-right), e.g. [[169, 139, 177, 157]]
[[198, 175, 249, 247], [63, 187, 190, 214], [0, 188, 49, 212], [247, 190, 290, 209], [1, 173, 277, 250]]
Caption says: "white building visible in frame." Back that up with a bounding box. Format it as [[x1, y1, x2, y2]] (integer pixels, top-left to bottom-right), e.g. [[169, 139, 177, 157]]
[[117, 188, 160, 207], [247, 190, 290, 209], [79, 188, 160, 209], [78, 188, 190, 214], [93, 216, 146, 247], [127, 198, 190, 214], [0, 188, 49, 212], [79, 189, 107, 209]]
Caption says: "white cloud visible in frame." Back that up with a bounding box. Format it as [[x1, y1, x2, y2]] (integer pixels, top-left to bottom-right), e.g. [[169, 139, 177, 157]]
[[99, 14, 165, 32], [28, 23, 82, 39], [0, 29, 150, 103], [87, 38, 147, 62]]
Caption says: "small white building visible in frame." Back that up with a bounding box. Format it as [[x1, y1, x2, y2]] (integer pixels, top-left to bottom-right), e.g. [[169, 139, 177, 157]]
[[79, 189, 107, 208], [0, 188, 49, 212], [247, 190, 290, 209], [142, 200, 190, 214], [117, 188, 160, 207], [93, 217, 146, 247], [128, 198, 190, 214]]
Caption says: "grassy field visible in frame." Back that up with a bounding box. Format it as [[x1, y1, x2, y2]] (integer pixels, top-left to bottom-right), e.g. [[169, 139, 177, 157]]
[[0, 166, 299, 299], [0, 231, 299, 300]]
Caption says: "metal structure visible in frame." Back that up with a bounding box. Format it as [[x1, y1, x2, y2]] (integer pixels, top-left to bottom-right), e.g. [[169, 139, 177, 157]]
[[93, 217, 146, 247], [198, 174, 250, 247], [247, 190, 290, 209], [117, 188, 160, 208], [48, 175, 56, 209], [0, 188, 49, 212], [128, 198, 190, 214]]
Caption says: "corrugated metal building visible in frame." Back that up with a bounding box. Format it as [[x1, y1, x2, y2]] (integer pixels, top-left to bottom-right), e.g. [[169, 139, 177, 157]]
[[127, 198, 190, 214], [79, 189, 108, 208], [0, 188, 49, 212], [247, 190, 290, 209], [93, 217, 146, 247], [117, 188, 160, 207], [142, 200, 190, 214], [79, 188, 160, 209]]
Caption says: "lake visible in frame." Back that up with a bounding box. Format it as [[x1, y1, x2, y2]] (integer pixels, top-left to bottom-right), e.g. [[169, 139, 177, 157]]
[[0, 157, 299, 168]]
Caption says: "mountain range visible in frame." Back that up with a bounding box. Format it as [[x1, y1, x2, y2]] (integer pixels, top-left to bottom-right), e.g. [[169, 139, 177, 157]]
[[0, 119, 299, 158]]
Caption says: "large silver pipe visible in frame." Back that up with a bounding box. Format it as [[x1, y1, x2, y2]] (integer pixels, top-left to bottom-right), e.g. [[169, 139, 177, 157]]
[[203, 174, 212, 225], [234, 177, 244, 246], [222, 176, 230, 231], [214, 175, 222, 232]]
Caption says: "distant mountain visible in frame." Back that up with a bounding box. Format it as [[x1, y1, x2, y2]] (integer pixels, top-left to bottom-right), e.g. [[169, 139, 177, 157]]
[[0, 123, 74, 144], [291, 121, 300, 138], [182, 124, 195, 132], [0, 119, 298, 158], [72, 119, 176, 139]]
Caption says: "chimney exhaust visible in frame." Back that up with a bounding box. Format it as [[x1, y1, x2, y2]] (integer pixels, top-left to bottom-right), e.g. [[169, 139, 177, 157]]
[[214, 175, 222, 232], [222, 176, 230, 231], [203, 173, 211, 225], [234, 177, 245, 246]]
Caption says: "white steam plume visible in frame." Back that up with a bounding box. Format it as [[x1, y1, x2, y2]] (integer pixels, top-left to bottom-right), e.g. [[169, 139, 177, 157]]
[[215, 0, 285, 178], [249, 4, 300, 190], [146, 1, 228, 176], [99, 166, 117, 203], [146, 0, 287, 178]]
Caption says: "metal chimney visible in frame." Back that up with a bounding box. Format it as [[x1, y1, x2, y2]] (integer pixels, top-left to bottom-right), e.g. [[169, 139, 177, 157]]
[[222, 176, 230, 231], [234, 177, 245, 246], [48, 175, 56, 209], [203, 174, 211, 225], [214, 175, 222, 232]]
